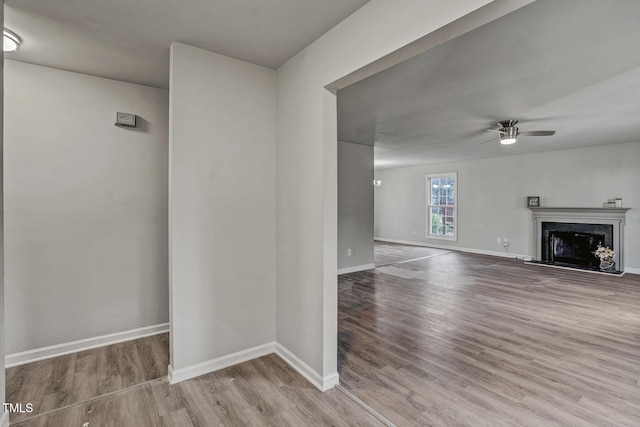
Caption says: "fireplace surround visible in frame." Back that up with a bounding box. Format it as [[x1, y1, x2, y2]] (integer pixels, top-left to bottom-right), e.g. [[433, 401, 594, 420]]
[[530, 207, 630, 271]]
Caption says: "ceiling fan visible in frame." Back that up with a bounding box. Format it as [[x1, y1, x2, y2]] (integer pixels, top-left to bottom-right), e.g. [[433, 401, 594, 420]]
[[487, 120, 556, 145]]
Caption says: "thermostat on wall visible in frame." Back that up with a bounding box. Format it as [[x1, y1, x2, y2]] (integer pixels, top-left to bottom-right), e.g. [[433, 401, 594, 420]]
[[115, 112, 137, 128]]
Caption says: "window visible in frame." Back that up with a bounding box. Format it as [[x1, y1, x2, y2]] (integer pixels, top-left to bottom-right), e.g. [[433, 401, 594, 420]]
[[426, 172, 457, 240]]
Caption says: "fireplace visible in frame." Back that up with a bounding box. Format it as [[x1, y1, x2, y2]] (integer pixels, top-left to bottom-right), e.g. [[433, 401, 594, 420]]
[[542, 222, 612, 268], [530, 207, 629, 272]]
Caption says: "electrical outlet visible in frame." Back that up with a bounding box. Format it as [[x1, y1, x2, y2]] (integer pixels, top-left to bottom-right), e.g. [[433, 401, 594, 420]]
[[347, 249, 352, 256], [497, 237, 502, 244], [503, 238, 509, 247]]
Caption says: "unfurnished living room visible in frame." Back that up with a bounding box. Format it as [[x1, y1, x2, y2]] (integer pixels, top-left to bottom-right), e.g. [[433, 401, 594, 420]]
[[1, 0, 639, 426]]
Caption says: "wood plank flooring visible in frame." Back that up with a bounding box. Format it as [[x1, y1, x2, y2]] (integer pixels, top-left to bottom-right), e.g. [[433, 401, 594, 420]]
[[10, 354, 380, 427], [6, 332, 170, 424], [339, 242, 640, 426], [374, 241, 451, 267]]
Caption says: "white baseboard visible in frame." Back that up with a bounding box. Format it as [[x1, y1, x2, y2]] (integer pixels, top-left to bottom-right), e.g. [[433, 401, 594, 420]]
[[375, 237, 533, 261], [275, 343, 339, 392], [322, 371, 340, 391], [5, 323, 170, 368], [169, 341, 338, 392], [168, 342, 276, 385], [624, 267, 640, 275], [0, 411, 9, 427], [338, 263, 375, 275]]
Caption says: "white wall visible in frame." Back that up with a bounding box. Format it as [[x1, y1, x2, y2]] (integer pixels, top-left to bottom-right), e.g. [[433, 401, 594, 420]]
[[3, 60, 169, 354], [275, 0, 509, 386], [374, 141, 640, 271], [338, 142, 374, 271], [169, 43, 276, 372]]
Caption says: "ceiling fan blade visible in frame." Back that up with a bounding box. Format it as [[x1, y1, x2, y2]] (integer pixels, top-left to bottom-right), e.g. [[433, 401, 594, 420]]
[[486, 129, 506, 134], [519, 130, 556, 136], [480, 136, 497, 145]]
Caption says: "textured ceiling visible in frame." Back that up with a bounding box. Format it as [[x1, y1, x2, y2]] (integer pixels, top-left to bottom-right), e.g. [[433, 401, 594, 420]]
[[337, 0, 640, 169], [4, 0, 370, 88]]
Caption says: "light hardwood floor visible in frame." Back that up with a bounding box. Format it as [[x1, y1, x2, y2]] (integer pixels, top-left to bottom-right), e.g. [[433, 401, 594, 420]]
[[6, 334, 379, 426], [9, 354, 379, 427], [6, 333, 170, 424], [373, 241, 451, 267], [339, 242, 640, 426]]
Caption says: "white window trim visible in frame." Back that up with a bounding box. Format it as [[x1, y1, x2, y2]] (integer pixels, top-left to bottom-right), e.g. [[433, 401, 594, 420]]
[[425, 172, 458, 241]]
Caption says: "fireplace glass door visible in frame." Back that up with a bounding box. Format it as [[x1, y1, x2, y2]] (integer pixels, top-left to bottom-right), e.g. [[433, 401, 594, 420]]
[[549, 231, 604, 267]]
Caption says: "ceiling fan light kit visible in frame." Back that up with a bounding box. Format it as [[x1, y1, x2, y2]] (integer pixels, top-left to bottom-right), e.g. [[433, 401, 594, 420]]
[[488, 119, 555, 145], [499, 126, 518, 145]]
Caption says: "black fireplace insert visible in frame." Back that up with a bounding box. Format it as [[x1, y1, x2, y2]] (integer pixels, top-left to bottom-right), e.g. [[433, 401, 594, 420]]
[[542, 222, 613, 268]]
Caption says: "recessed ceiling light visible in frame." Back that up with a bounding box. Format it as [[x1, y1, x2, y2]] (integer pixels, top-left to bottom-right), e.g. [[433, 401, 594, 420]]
[[4, 29, 21, 52]]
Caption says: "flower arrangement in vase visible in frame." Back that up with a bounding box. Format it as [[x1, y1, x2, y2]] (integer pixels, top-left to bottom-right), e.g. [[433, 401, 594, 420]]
[[593, 245, 615, 272]]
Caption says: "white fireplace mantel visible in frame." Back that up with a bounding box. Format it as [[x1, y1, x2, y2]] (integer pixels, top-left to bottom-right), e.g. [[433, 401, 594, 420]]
[[529, 207, 630, 270]]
